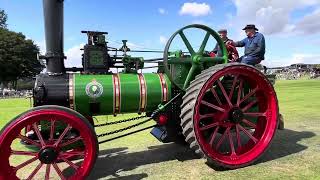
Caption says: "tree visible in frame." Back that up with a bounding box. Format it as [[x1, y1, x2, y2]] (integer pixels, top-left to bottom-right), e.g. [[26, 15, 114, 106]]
[[0, 9, 8, 29], [0, 28, 44, 89]]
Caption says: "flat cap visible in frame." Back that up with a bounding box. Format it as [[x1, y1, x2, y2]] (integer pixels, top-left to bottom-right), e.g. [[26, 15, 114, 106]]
[[218, 29, 227, 33]]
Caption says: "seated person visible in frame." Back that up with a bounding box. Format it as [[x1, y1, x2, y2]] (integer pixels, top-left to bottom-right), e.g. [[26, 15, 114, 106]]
[[227, 24, 265, 66], [212, 29, 232, 56], [211, 29, 238, 62]]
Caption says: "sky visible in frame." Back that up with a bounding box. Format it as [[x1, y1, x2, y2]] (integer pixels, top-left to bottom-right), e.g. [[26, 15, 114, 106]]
[[1, 0, 320, 68]]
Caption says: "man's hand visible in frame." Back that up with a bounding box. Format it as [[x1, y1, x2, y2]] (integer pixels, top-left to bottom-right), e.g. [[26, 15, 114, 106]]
[[226, 40, 235, 46]]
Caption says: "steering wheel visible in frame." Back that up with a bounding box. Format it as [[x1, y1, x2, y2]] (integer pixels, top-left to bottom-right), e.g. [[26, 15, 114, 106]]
[[226, 44, 239, 62], [163, 24, 228, 91]]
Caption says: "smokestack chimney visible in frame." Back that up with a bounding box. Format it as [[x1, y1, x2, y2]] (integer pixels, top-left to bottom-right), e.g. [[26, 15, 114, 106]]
[[43, 0, 65, 75]]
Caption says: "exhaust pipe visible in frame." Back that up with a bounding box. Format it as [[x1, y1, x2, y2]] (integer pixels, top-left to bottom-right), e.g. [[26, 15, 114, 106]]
[[42, 0, 65, 75]]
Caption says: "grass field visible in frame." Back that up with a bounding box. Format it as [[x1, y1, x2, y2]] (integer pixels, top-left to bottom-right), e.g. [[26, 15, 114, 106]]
[[0, 80, 319, 180]]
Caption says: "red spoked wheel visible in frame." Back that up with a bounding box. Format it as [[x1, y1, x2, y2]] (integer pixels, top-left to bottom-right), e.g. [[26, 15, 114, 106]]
[[0, 105, 98, 180], [180, 63, 278, 169]]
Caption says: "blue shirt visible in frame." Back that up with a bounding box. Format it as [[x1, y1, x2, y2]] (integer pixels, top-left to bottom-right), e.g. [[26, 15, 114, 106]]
[[235, 32, 265, 60]]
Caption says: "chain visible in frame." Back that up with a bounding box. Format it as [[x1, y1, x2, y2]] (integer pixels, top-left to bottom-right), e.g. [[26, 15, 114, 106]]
[[94, 115, 147, 127], [95, 93, 182, 139], [97, 117, 153, 138]]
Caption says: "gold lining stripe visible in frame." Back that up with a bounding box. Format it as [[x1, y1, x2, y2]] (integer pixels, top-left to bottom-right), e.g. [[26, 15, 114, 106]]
[[158, 73, 168, 102], [69, 73, 75, 109], [113, 74, 121, 114], [138, 74, 147, 112]]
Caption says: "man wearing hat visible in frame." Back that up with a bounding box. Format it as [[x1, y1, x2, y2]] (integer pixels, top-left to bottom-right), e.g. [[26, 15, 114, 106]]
[[228, 24, 265, 65], [212, 29, 233, 57]]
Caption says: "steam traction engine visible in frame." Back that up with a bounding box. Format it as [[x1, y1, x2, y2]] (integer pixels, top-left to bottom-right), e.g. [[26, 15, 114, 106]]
[[0, 0, 279, 179]]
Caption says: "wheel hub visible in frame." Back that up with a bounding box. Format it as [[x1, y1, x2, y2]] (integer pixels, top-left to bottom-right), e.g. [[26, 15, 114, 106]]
[[192, 55, 202, 64], [38, 147, 58, 164], [229, 108, 244, 123]]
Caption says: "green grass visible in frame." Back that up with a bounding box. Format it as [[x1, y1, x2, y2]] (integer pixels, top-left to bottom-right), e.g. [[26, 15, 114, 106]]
[[0, 80, 320, 179]]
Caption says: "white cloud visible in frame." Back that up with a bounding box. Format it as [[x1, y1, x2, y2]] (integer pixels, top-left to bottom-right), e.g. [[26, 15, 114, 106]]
[[65, 43, 85, 67], [293, 8, 320, 35], [255, 6, 288, 35], [230, 0, 320, 36], [179, 2, 212, 17], [158, 8, 167, 15], [159, 36, 168, 45]]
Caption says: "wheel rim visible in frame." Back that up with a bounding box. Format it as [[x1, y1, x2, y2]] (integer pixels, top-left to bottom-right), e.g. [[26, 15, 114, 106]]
[[193, 65, 278, 166], [0, 109, 97, 180]]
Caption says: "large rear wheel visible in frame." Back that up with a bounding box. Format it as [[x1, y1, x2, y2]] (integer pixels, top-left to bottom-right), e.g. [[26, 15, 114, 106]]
[[0, 105, 98, 180], [180, 63, 279, 169]]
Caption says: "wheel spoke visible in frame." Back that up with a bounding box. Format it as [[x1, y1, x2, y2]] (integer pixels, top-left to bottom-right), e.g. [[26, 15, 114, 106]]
[[217, 80, 233, 107], [228, 129, 236, 155], [237, 79, 244, 106], [32, 123, 46, 147], [201, 100, 226, 112], [239, 87, 259, 105], [200, 113, 217, 120], [210, 87, 222, 106], [198, 32, 210, 54], [238, 125, 258, 143], [216, 127, 231, 150], [59, 155, 79, 171], [52, 163, 66, 180], [59, 136, 82, 148], [200, 122, 219, 131], [236, 125, 242, 150], [228, 75, 239, 100], [242, 100, 258, 112], [26, 162, 43, 180], [242, 119, 257, 129], [243, 112, 266, 117], [45, 164, 51, 180], [18, 134, 41, 147], [60, 150, 85, 159], [209, 126, 220, 146], [183, 65, 197, 89], [11, 150, 37, 156], [14, 156, 38, 171], [179, 31, 195, 55], [50, 120, 56, 140], [54, 125, 72, 147]]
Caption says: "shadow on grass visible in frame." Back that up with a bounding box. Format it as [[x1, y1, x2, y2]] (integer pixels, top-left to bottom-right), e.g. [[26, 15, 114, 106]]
[[86, 129, 315, 178], [106, 173, 148, 180], [209, 128, 316, 171], [88, 143, 199, 179], [259, 129, 316, 163]]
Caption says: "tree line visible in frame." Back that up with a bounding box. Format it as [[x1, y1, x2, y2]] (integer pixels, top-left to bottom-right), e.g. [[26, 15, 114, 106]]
[[0, 9, 43, 89]]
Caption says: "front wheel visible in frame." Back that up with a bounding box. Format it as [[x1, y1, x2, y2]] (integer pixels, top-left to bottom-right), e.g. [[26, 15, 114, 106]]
[[0, 105, 98, 180], [180, 63, 279, 169]]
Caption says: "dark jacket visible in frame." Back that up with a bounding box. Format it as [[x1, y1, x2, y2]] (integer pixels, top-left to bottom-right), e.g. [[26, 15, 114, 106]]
[[213, 38, 232, 57]]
